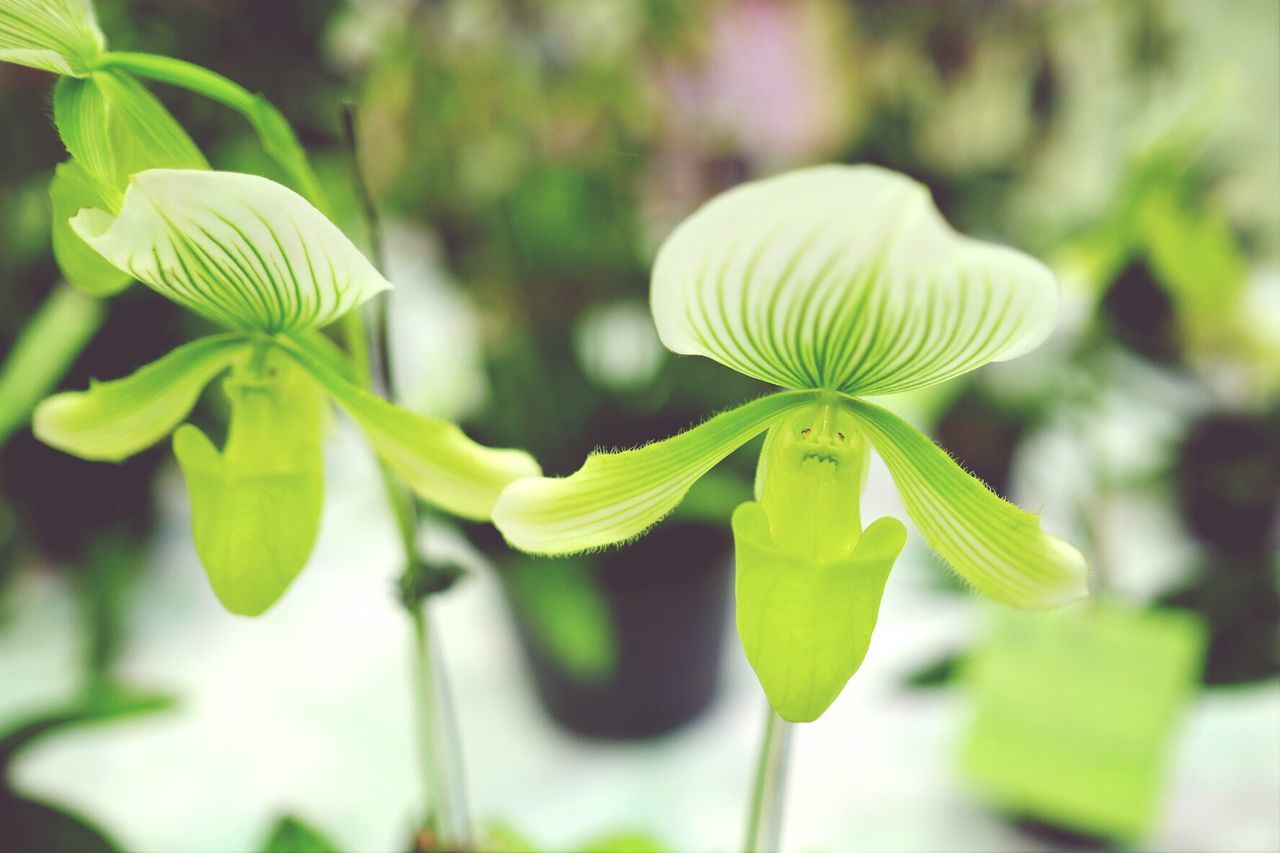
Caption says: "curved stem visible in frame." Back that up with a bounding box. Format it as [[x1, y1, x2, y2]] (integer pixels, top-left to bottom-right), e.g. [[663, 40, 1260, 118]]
[[744, 703, 793, 853], [95, 51, 329, 213]]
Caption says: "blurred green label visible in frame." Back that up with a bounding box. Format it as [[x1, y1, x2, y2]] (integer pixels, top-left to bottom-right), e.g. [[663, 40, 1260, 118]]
[[960, 603, 1206, 842]]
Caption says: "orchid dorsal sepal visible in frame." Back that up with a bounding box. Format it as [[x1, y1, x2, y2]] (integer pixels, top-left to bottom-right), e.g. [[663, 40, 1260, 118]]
[[69, 169, 392, 333], [650, 165, 1060, 397], [497, 163, 1089, 722], [0, 0, 106, 77]]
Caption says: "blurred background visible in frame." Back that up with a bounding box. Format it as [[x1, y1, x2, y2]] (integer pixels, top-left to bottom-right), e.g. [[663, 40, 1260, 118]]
[[1, 0, 1277, 850]]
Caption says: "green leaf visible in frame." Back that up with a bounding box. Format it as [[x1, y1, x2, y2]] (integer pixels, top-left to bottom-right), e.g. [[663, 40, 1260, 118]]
[[33, 334, 251, 462], [0, 685, 175, 770], [69, 169, 392, 333], [651, 165, 1059, 396], [258, 815, 339, 853], [846, 398, 1088, 608], [493, 391, 815, 555], [0, 283, 104, 448], [280, 336, 539, 521], [0, 0, 105, 76], [175, 349, 324, 616], [49, 161, 132, 295], [53, 70, 207, 198], [735, 506, 905, 722]]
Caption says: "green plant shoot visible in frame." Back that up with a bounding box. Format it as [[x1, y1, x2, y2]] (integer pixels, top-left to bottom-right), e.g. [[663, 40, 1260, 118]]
[[494, 165, 1090, 722]]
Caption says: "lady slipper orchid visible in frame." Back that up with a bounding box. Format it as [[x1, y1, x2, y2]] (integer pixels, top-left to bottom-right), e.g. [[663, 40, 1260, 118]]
[[494, 165, 1089, 723], [34, 168, 539, 616]]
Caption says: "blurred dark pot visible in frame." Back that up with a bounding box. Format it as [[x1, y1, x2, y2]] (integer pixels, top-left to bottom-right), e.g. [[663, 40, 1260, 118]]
[[469, 520, 732, 740]]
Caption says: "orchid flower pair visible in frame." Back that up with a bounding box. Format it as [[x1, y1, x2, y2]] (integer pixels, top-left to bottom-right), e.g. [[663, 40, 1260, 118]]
[[7, 0, 1087, 726], [494, 166, 1090, 722]]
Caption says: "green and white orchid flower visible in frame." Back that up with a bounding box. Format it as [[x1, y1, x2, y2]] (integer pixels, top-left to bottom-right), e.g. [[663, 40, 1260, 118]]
[[494, 165, 1089, 723], [34, 168, 540, 616]]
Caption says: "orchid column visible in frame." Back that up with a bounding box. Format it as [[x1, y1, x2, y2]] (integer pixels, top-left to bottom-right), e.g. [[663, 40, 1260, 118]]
[[494, 165, 1089, 849]]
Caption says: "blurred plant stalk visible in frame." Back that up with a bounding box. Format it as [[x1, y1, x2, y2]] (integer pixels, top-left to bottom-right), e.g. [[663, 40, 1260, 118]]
[[744, 705, 792, 853], [341, 103, 472, 849]]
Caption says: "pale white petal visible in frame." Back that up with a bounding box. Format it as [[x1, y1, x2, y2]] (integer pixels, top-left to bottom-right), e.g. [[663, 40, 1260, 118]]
[[651, 165, 1059, 395], [71, 169, 391, 332]]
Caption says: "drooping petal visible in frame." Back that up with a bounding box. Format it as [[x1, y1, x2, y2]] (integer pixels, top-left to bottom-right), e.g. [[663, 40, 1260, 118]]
[[735, 506, 906, 722], [651, 165, 1060, 396], [33, 334, 251, 462], [493, 391, 816, 555], [0, 0, 105, 76], [69, 169, 392, 333], [53, 70, 207, 198], [846, 398, 1089, 607], [279, 335, 540, 521], [175, 350, 324, 616]]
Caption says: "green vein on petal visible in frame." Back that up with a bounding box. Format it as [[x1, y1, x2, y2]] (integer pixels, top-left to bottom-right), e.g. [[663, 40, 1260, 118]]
[[493, 390, 818, 555], [845, 397, 1089, 608], [69, 169, 392, 333], [651, 165, 1060, 397]]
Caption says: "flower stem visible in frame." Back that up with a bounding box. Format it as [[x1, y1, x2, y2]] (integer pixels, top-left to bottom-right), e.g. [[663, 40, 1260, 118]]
[[408, 601, 471, 847], [96, 51, 330, 212], [340, 104, 471, 849], [744, 702, 793, 853]]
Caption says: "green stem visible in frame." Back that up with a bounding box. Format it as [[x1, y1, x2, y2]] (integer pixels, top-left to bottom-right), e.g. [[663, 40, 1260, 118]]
[[94, 51, 330, 214], [744, 703, 792, 853], [340, 103, 471, 848], [408, 604, 469, 847]]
